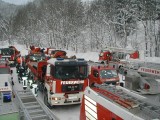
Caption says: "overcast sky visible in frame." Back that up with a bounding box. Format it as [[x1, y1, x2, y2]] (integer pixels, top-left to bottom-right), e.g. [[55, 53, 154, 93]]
[[2, 0, 34, 5]]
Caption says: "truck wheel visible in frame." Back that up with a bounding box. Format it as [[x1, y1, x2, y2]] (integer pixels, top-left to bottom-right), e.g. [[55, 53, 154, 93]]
[[44, 92, 52, 108], [38, 82, 44, 92]]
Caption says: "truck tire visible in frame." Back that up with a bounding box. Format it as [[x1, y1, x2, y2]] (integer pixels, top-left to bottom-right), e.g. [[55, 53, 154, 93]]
[[38, 82, 44, 92], [44, 91, 52, 108]]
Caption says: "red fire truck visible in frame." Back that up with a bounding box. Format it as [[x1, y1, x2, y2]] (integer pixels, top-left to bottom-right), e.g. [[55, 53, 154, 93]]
[[88, 63, 119, 86], [45, 48, 73, 59], [99, 47, 139, 63], [27, 58, 88, 106], [0, 46, 20, 66], [80, 83, 160, 120]]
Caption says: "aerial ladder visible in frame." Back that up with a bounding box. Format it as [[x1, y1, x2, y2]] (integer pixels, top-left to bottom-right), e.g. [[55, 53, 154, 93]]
[[81, 83, 160, 120], [14, 90, 58, 120]]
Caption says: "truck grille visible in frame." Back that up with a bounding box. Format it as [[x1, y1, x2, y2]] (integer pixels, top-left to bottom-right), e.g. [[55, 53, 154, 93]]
[[62, 84, 83, 92]]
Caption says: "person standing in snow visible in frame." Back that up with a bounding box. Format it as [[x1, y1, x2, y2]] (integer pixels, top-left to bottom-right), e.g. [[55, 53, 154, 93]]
[[17, 56, 22, 65]]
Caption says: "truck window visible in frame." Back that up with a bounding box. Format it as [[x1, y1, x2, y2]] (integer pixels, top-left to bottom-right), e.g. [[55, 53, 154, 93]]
[[29, 54, 45, 61], [55, 65, 87, 80], [100, 70, 118, 79], [0, 48, 14, 55]]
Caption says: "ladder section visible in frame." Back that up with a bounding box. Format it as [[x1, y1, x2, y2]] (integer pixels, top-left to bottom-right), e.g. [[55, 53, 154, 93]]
[[93, 84, 160, 119], [15, 90, 56, 120], [93, 84, 139, 109]]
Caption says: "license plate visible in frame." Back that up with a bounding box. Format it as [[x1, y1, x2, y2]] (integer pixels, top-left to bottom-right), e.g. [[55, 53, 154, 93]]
[[68, 96, 77, 100]]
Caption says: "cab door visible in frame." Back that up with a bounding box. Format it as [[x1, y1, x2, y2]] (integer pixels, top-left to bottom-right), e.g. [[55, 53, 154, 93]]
[[89, 69, 100, 86]]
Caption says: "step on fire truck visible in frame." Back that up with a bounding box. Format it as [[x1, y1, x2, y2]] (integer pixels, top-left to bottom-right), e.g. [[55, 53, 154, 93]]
[[80, 83, 160, 120], [27, 58, 88, 107], [88, 62, 119, 86]]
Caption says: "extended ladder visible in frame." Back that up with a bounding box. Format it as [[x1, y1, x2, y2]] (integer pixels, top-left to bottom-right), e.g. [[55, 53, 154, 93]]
[[93, 84, 160, 119], [15, 90, 57, 120]]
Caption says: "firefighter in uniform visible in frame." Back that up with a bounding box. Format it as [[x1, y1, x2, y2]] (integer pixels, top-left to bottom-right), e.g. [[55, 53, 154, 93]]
[[16, 56, 22, 73], [17, 56, 22, 65]]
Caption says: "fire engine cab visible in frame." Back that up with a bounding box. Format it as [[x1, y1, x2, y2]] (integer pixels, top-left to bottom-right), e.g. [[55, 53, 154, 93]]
[[88, 63, 119, 86], [27, 58, 89, 106], [0, 47, 20, 66]]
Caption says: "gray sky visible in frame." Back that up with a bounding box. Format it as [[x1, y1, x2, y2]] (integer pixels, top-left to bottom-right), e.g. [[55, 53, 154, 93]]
[[2, 0, 92, 5], [2, 0, 34, 5]]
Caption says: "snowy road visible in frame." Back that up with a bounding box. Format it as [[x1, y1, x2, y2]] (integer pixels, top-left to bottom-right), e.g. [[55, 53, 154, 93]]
[[11, 67, 80, 120], [51, 104, 80, 120], [38, 89, 80, 120]]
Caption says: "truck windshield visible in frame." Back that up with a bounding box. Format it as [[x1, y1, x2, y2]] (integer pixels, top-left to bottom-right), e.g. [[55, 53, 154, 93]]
[[55, 65, 87, 80], [100, 70, 118, 79], [29, 54, 45, 61], [0, 48, 14, 56], [0, 68, 10, 74]]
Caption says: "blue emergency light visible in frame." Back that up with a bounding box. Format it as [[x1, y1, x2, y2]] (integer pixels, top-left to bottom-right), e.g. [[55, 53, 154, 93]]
[[3, 93, 11, 102], [56, 58, 64, 60], [77, 58, 84, 61]]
